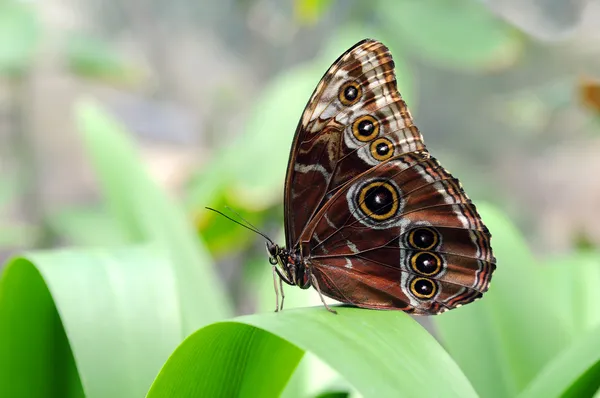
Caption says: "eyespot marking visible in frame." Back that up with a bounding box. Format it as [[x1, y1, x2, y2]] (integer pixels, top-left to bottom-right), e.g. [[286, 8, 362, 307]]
[[370, 137, 394, 161], [410, 252, 442, 276], [339, 81, 362, 106], [407, 227, 439, 250], [352, 115, 379, 142], [410, 277, 437, 299], [357, 180, 399, 221]]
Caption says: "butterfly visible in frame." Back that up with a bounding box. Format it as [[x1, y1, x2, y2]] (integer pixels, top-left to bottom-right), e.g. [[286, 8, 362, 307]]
[[265, 39, 496, 315]]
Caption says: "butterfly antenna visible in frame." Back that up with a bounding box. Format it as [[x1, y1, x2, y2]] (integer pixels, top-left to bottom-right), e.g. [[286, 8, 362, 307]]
[[205, 207, 274, 244], [223, 205, 264, 234]]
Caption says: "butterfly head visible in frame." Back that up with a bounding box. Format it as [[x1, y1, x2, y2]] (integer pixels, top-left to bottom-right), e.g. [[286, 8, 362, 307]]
[[266, 242, 282, 265], [266, 242, 311, 289]]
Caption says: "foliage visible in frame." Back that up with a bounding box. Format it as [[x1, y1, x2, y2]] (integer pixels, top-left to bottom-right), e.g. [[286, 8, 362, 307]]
[[1, 102, 600, 397], [2, 0, 600, 397]]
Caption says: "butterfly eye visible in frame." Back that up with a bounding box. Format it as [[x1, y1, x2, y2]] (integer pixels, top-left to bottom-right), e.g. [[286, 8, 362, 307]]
[[370, 138, 394, 161], [410, 252, 442, 276], [352, 115, 379, 142], [338, 81, 362, 106], [407, 227, 439, 250], [410, 277, 438, 299], [357, 180, 399, 220]]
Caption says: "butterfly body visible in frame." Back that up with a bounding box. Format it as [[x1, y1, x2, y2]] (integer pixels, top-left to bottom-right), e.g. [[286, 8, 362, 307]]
[[270, 39, 496, 315], [268, 243, 311, 290]]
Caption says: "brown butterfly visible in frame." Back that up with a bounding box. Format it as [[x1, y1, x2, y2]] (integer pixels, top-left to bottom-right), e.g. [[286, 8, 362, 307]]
[[265, 39, 496, 315]]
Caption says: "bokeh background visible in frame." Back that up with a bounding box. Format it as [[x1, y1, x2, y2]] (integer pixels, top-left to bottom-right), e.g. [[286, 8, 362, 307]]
[[2, 0, 600, 318], [4, 0, 600, 396]]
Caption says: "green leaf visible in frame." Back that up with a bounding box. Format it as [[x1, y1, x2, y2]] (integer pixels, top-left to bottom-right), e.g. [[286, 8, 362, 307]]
[[47, 206, 128, 247], [434, 203, 571, 397], [377, 0, 520, 70], [74, 100, 232, 333], [0, 257, 82, 397], [0, 247, 182, 397], [149, 320, 303, 398], [0, 2, 39, 76], [519, 324, 600, 398], [148, 307, 478, 398], [543, 251, 600, 336]]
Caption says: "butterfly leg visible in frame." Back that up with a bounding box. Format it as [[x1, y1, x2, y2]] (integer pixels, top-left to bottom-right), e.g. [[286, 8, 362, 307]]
[[310, 274, 337, 314], [272, 266, 282, 312], [278, 273, 285, 311], [272, 265, 291, 312]]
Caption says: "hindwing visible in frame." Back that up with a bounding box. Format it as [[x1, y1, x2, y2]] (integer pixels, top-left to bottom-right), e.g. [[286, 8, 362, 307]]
[[300, 153, 495, 314]]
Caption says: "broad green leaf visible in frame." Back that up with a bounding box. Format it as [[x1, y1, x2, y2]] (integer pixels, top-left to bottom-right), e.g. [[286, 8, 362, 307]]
[[148, 307, 478, 398], [74, 100, 232, 334], [434, 203, 571, 398], [315, 393, 351, 398], [519, 324, 600, 398], [377, 0, 520, 70], [0, 256, 82, 398], [47, 206, 128, 247], [149, 320, 303, 398], [543, 251, 600, 336], [0, 247, 182, 398]]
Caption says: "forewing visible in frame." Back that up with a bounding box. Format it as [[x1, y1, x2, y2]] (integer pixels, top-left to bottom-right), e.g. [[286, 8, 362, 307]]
[[300, 153, 495, 315], [284, 39, 426, 248]]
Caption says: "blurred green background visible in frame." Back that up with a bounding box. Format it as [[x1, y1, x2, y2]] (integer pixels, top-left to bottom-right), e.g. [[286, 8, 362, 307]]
[[2, 0, 600, 397]]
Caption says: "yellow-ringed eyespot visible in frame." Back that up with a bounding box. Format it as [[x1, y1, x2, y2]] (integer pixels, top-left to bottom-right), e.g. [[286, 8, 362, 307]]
[[338, 81, 362, 106], [370, 137, 394, 161], [357, 181, 399, 221], [410, 251, 442, 276], [410, 277, 437, 299], [407, 227, 439, 250], [352, 115, 379, 142]]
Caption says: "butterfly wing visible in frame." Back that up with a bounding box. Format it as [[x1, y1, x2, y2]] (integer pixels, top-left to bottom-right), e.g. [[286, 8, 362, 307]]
[[299, 153, 495, 314], [282, 38, 495, 314], [283, 39, 426, 248]]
